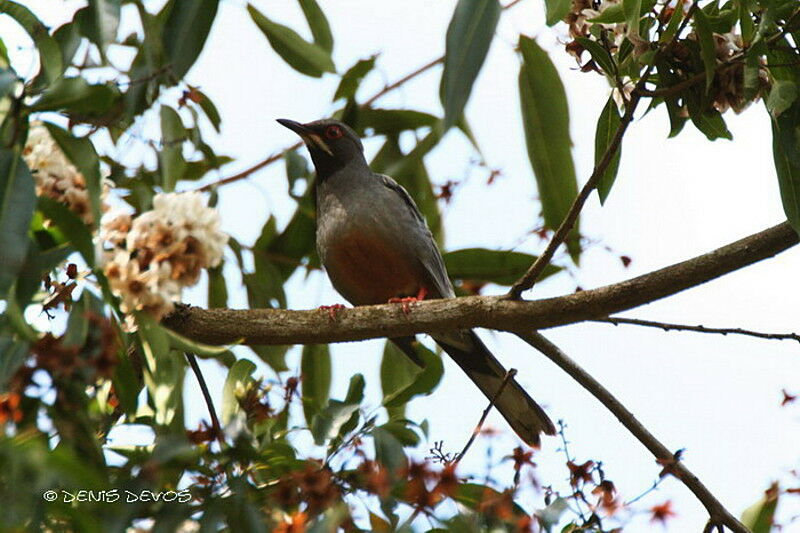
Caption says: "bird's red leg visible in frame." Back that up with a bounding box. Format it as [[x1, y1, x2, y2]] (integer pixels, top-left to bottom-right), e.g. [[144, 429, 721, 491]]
[[388, 287, 428, 315], [318, 303, 346, 320]]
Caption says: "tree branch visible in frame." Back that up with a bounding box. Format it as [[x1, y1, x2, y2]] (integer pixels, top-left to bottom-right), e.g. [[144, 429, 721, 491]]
[[516, 331, 748, 533], [594, 316, 800, 343], [162, 222, 798, 346]]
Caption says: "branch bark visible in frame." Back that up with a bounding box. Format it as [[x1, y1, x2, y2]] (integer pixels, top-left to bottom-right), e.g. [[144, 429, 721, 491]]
[[163, 222, 798, 346], [517, 331, 748, 533]]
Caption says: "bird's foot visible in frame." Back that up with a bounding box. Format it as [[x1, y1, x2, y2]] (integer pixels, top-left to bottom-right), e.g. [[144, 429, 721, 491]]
[[318, 303, 346, 320], [388, 288, 428, 315]]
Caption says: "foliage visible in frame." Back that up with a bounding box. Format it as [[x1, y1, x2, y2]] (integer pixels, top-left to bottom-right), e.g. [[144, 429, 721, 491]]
[[0, 0, 798, 531]]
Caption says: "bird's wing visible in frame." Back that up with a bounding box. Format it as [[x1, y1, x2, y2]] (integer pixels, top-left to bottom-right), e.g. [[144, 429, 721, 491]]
[[377, 174, 455, 299]]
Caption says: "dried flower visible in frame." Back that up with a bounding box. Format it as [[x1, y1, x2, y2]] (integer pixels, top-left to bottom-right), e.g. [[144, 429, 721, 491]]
[[23, 122, 109, 225], [100, 191, 228, 327]]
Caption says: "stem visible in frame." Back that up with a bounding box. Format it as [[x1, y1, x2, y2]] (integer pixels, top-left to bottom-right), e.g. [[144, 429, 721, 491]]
[[595, 316, 800, 343], [185, 352, 225, 447], [517, 332, 749, 533]]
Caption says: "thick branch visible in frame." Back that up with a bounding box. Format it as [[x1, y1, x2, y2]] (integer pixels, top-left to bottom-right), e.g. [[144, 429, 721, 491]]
[[517, 332, 748, 533], [163, 222, 798, 346]]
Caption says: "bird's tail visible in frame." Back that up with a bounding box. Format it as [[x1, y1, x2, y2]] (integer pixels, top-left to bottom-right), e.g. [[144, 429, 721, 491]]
[[430, 330, 556, 447]]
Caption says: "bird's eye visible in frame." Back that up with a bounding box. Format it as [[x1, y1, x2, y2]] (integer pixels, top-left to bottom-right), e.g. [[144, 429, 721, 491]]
[[325, 125, 344, 140]]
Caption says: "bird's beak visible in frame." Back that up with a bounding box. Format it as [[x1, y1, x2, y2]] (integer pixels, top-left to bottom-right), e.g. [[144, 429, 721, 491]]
[[276, 118, 333, 156]]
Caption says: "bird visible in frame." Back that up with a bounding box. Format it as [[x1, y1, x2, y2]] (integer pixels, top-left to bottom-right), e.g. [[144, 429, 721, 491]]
[[277, 117, 556, 447]]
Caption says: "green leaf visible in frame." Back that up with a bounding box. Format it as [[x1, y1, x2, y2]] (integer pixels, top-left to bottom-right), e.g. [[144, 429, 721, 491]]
[[454, 483, 527, 516], [685, 92, 733, 140], [359, 108, 438, 135], [247, 4, 335, 78], [383, 343, 442, 408], [334, 55, 377, 101], [372, 426, 407, 475], [0, 67, 17, 101], [311, 400, 360, 445], [771, 101, 800, 234], [443, 247, 561, 286], [694, 10, 717, 91], [0, 150, 35, 294], [589, 3, 626, 23], [0, 0, 63, 82], [159, 105, 186, 192], [766, 80, 798, 118], [440, 0, 500, 129], [380, 341, 420, 419], [85, 0, 120, 57], [164, 327, 233, 358], [298, 0, 333, 53], [623, 0, 642, 37], [30, 77, 120, 115], [42, 123, 103, 228], [52, 20, 82, 68], [741, 485, 779, 533], [37, 196, 94, 266], [539, 497, 570, 527], [207, 263, 227, 308], [544, 0, 572, 25], [222, 358, 256, 425], [0, 334, 29, 392], [575, 37, 615, 76], [250, 345, 290, 373], [301, 344, 331, 425], [595, 96, 623, 204], [195, 88, 221, 132], [162, 0, 219, 79], [518, 36, 580, 256]]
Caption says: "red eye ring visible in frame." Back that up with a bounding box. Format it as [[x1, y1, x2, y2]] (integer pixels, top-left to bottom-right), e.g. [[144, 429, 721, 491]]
[[325, 125, 344, 140]]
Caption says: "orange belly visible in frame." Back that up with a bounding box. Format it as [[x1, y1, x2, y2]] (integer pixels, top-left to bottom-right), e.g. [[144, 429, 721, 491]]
[[324, 230, 422, 305]]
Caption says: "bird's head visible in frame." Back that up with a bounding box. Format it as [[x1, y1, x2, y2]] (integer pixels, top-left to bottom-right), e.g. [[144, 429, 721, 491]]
[[277, 118, 364, 179]]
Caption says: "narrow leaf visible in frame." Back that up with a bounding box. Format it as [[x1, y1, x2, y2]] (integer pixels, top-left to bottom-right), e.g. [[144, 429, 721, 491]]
[[159, 105, 186, 192], [694, 10, 717, 90], [85, 0, 120, 57], [518, 36, 579, 253], [443, 247, 561, 285], [301, 344, 331, 425], [298, 0, 333, 53], [37, 197, 94, 266], [334, 55, 377, 101], [741, 485, 779, 533], [0, 150, 35, 294], [544, 0, 572, 26], [222, 359, 256, 425], [162, 0, 220, 79], [247, 4, 335, 78], [0, 0, 63, 81], [440, 0, 501, 129], [594, 96, 623, 204], [383, 343, 443, 408], [771, 101, 800, 234]]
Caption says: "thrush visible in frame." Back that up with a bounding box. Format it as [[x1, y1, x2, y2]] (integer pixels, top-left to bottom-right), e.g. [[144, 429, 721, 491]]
[[277, 118, 556, 446]]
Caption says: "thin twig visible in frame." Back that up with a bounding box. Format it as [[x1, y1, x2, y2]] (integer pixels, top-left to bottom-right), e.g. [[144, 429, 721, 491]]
[[185, 352, 225, 447], [517, 331, 749, 533], [362, 56, 444, 107], [454, 369, 517, 465], [595, 316, 800, 343], [507, 1, 700, 299]]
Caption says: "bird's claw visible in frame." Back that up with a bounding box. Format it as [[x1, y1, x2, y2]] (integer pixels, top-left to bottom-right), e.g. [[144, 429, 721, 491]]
[[319, 303, 346, 320], [388, 289, 427, 315]]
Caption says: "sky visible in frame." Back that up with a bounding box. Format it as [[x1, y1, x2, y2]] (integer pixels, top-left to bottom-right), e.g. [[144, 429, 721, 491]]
[[7, 0, 800, 531]]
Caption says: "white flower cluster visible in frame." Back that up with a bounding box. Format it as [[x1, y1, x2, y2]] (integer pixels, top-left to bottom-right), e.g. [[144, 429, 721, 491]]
[[23, 122, 108, 225], [101, 191, 228, 326]]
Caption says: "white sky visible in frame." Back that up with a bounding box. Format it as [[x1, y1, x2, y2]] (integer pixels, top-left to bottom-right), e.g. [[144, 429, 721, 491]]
[[7, 0, 800, 531]]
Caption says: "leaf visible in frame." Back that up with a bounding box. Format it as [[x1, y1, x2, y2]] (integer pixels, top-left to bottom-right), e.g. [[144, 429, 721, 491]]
[[694, 10, 717, 91], [544, 0, 572, 25], [623, 0, 642, 37], [685, 95, 733, 141], [250, 345, 290, 373], [741, 485, 779, 533], [0, 0, 63, 82], [0, 334, 29, 392], [85, 0, 120, 57], [301, 344, 331, 425], [247, 4, 335, 78], [37, 197, 94, 266], [298, 0, 333, 53], [222, 358, 256, 425], [766, 80, 798, 118], [42, 123, 104, 228], [440, 0, 501, 129], [159, 105, 186, 192], [380, 341, 420, 419], [575, 37, 615, 76], [771, 101, 800, 234], [372, 426, 407, 475], [162, 0, 219, 79], [311, 401, 360, 445], [383, 343, 442, 408], [207, 263, 227, 308], [0, 67, 17, 101], [359, 108, 438, 135], [454, 483, 527, 516], [538, 497, 570, 528], [195, 88, 221, 132], [164, 327, 234, 359], [595, 96, 623, 204], [0, 150, 35, 294], [443, 247, 561, 286], [30, 77, 120, 115], [334, 55, 377, 101], [518, 36, 580, 256]]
